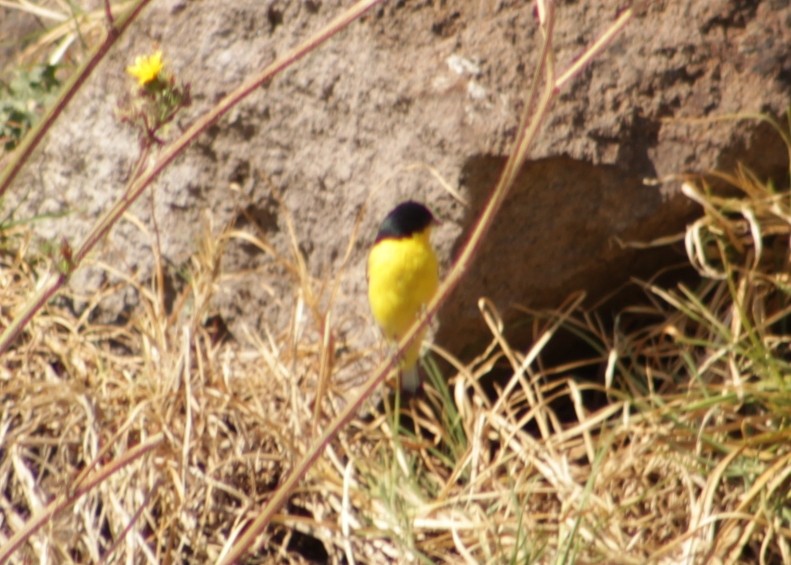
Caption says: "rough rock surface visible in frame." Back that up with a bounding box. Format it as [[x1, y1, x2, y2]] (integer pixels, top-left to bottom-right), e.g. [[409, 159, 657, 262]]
[[2, 1, 789, 363]]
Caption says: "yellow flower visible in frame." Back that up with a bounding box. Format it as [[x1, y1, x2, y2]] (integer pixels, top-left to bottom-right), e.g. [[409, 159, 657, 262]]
[[126, 50, 164, 86]]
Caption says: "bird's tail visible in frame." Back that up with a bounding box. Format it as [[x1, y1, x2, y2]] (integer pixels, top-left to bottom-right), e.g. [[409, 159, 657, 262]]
[[400, 365, 420, 393], [399, 329, 426, 393]]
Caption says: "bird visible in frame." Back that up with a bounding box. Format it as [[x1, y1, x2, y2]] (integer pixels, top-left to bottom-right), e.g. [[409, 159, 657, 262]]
[[367, 200, 440, 392]]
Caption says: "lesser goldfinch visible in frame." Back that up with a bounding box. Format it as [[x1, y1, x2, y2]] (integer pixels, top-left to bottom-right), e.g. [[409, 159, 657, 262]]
[[367, 201, 440, 392]]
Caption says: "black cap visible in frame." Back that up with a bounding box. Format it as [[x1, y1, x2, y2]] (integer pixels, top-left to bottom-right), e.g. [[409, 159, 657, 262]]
[[375, 201, 436, 243]]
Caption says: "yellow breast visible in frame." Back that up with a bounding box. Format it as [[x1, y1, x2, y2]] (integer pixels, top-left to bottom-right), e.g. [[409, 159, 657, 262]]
[[367, 229, 439, 343]]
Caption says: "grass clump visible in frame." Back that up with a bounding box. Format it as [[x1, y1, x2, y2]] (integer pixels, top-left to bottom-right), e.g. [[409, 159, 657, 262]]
[[0, 64, 61, 151]]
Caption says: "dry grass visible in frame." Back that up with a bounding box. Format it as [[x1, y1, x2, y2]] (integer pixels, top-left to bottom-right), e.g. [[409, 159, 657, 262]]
[[2, 138, 791, 562]]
